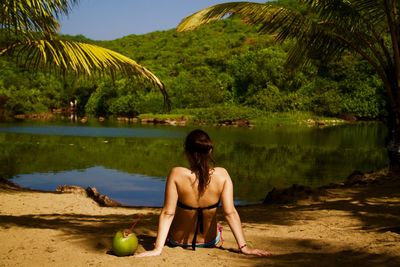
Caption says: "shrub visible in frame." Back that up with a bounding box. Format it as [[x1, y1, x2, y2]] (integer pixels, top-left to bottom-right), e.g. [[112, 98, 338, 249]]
[[184, 105, 261, 123]]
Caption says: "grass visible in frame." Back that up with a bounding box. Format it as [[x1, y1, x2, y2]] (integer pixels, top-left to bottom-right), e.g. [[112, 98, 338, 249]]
[[253, 111, 346, 127], [138, 108, 347, 127]]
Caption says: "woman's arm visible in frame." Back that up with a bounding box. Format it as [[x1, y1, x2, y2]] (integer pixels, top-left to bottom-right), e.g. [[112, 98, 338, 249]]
[[220, 169, 272, 256], [135, 168, 179, 257]]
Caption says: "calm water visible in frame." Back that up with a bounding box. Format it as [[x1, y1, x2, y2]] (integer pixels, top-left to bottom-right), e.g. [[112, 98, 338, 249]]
[[0, 120, 388, 206]]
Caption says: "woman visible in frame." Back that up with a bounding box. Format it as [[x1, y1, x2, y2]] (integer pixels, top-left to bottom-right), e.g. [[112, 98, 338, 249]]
[[136, 129, 271, 257]]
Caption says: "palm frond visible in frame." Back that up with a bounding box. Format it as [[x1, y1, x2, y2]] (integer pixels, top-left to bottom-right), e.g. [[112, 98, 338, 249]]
[[0, 0, 79, 37], [177, 0, 391, 69], [1, 38, 167, 98], [302, 0, 386, 29], [177, 2, 270, 32], [292, 0, 391, 66], [177, 1, 311, 67]]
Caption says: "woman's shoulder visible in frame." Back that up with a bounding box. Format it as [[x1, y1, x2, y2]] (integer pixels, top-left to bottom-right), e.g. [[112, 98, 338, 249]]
[[167, 167, 191, 183], [212, 167, 230, 180], [169, 166, 191, 176], [213, 166, 229, 173]]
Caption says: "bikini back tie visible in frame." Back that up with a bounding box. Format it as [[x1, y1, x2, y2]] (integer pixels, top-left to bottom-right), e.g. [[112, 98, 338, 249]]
[[177, 200, 220, 250]]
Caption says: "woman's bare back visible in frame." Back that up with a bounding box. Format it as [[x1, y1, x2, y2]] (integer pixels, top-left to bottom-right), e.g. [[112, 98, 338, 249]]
[[169, 166, 228, 244]]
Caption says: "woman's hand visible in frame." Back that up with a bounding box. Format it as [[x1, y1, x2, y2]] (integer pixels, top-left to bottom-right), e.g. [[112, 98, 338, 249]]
[[241, 245, 272, 256], [134, 248, 162, 257]]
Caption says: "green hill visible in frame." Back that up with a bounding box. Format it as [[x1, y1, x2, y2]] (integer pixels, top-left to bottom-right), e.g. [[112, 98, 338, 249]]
[[0, 17, 385, 122]]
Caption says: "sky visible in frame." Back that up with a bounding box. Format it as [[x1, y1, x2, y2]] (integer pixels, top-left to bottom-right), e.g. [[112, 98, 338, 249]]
[[59, 0, 266, 40]]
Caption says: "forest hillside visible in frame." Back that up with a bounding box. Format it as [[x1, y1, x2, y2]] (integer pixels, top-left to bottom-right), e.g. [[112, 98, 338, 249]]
[[0, 17, 385, 122]]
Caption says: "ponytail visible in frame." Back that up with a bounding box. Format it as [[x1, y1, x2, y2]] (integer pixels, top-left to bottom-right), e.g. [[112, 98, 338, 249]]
[[184, 129, 215, 196]]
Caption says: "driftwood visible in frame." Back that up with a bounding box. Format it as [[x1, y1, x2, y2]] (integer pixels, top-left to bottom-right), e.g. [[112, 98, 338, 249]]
[[85, 187, 121, 207], [56, 185, 86, 195], [56, 185, 121, 207]]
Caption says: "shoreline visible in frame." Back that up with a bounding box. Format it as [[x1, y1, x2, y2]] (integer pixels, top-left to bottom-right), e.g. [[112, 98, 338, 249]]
[[2, 110, 366, 128], [1, 171, 399, 266]]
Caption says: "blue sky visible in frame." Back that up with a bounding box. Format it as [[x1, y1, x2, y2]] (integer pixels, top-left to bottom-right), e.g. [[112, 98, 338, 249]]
[[59, 0, 266, 40]]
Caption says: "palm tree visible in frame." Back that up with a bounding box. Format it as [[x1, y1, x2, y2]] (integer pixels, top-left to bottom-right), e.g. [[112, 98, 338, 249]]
[[1, 0, 170, 110], [177, 0, 400, 173]]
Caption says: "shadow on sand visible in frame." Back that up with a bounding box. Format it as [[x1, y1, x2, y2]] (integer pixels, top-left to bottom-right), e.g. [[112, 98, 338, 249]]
[[0, 176, 399, 266]]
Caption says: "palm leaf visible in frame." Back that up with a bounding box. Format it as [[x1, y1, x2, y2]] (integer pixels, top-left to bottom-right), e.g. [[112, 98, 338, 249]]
[[177, 1, 391, 68], [177, 2, 312, 58], [0, 39, 168, 104], [177, 2, 272, 32], [178, 2, 312, 67], [0, 0, 79, 37]]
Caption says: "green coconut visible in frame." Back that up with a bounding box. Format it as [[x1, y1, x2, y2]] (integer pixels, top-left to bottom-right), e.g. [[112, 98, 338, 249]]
[[112, 229, 139, 256]]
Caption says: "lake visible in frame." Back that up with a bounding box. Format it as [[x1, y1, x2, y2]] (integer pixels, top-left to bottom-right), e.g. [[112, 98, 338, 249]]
[[0, 120, 388, 207]]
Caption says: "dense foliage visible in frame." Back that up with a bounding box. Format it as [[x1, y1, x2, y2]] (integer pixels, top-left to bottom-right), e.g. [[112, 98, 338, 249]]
[[0, 17, 385, 121]]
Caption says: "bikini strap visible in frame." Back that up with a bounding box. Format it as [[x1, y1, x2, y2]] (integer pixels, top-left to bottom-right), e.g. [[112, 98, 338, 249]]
[[177, 200, 220, 210], [192, 210, 201, 250], [176, 201, 196, 210], [176, 200, 220, 250]]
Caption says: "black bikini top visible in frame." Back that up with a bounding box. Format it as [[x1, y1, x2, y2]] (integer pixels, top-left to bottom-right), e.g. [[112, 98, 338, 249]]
[[177, 200, 220, 250]]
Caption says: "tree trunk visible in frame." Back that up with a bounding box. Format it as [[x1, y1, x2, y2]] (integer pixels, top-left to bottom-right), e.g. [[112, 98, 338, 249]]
[[387, 130, 400, 174], [386, 99, 400, 174]]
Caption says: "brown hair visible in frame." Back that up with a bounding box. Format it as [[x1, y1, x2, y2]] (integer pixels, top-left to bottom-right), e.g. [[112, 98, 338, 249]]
[[184, 129, 215, 196]]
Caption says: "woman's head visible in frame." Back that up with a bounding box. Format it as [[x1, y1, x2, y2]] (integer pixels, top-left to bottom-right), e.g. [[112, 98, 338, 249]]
[[184, 129, 214, 196], [185, 129, 213, 155]]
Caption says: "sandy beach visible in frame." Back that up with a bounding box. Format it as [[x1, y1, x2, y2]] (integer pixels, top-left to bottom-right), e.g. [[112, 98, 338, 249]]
[[1, 173, 400, 267]]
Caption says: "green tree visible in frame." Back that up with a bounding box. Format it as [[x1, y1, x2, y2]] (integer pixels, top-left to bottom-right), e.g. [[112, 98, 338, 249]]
[[177, 0, 400, 173], [170, 66, 232, 108], [0, 0, 169, 110]]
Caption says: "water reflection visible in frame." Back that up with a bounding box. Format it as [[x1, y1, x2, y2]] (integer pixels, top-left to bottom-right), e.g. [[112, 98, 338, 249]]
[[14, 166, 166, 206], [0, 123, 185, 138], [0, 121, 388, 206]]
